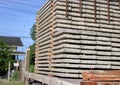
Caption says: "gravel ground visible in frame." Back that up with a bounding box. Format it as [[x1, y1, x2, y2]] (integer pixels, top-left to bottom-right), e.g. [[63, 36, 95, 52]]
[[0, 79, 24, 85]]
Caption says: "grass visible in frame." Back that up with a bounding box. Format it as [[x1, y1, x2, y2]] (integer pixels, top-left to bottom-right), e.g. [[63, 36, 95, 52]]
[[0, 81, 24, 85]]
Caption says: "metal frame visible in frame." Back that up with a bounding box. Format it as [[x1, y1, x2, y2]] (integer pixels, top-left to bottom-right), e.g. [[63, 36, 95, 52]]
[[79, 0, 82, 14], [107, 0, 110, 23]]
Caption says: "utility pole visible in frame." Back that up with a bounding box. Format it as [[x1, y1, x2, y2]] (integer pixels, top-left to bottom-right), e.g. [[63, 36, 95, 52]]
[[24, 48, 30, 85], [8, 62, 10, 81], [25, 48, 30, 71]]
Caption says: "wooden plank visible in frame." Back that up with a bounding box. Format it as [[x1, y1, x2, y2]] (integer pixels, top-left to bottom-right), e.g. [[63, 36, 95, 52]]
[[35, 0, 120, 79]]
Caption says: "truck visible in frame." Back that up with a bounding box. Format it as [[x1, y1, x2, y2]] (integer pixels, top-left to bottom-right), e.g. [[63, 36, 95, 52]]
[[24, 0, 120, 85]]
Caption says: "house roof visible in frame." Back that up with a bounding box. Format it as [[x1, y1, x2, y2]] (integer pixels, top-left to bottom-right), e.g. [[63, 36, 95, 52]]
[[0, 36, 23, 46], [12, 51, 25, 56]]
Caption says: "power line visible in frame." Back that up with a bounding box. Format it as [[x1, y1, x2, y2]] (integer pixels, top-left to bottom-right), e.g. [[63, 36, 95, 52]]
[[0, 4, 37, 12], [0, 0, 45, 14], [19, 0, 44, 3], [1, 0, 42, 6], [0, 0, 47, 14], [0, 1, 39, 12], [17, 36, 31, 38], [0, 5, 36, 14], [0, 35, 31, 38], [0, 0, 40, 7]]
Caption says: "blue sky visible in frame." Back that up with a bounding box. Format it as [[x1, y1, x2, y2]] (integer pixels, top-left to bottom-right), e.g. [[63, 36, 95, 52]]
[[0, 0, 47, 59]]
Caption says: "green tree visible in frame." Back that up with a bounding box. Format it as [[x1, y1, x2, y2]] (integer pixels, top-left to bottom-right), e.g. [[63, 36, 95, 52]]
[[29, 24, 36, 72], [29, 43, 35, 65], [0, 41, 14, 72], [30, 24, 36, 41]]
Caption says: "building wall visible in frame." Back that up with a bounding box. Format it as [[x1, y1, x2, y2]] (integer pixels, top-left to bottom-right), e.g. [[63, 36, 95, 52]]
[[35, 0, 120, 78]]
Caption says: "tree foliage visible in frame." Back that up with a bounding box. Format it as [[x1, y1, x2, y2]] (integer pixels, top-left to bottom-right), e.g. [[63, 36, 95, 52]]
[[30, 24, 36, 64], [0, 41, 14, 72], [29, 24, 36, 72], [29, 43, 35, 65], [30, 24, 36, 41]]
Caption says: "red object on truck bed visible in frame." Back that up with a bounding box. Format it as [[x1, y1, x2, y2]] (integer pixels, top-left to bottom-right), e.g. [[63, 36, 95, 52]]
[[81, 70, 120, 85]]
